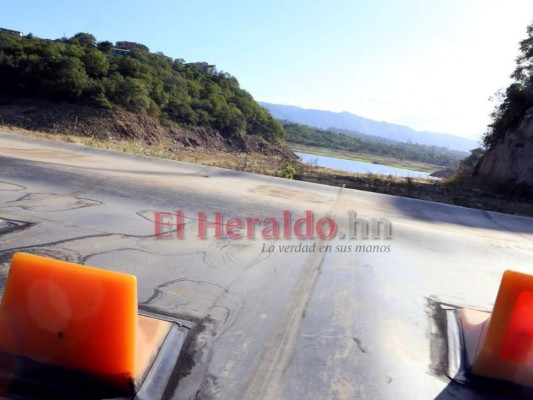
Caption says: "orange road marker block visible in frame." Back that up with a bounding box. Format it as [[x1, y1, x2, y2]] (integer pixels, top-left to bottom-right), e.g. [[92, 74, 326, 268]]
[[0, 252, 171, 393], [471, 270, 533, 386]]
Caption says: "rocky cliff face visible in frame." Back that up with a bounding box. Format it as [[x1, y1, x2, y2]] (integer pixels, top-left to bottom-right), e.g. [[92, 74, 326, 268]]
[[475, 107, 533, 187]]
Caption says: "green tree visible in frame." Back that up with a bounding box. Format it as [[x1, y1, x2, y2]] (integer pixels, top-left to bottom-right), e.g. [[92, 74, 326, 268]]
[[43, 57, 89, 98], [512, 22, 533, 82], [114, 77, 151, 113], [484, 19, 533, 148], [69, 32, 97, 48], [97, 41, 114, 53], [114, 55, 144, 78], [82, 49, 109, 77]]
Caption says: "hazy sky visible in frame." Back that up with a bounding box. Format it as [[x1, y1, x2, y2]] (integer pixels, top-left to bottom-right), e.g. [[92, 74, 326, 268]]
[[4, 1, 533, 141]]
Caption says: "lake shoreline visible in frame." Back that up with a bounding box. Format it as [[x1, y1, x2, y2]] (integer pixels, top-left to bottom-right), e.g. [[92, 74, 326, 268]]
[[295, 151, 437, 180], [288, 143, 445, 173]]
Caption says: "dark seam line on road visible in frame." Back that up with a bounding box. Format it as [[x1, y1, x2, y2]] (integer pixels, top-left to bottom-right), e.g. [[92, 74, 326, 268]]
[[242, 185, 346, 400]]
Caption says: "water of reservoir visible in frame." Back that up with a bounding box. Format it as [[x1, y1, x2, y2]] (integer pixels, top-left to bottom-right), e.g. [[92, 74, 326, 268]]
[[296, 152, 436, 179]]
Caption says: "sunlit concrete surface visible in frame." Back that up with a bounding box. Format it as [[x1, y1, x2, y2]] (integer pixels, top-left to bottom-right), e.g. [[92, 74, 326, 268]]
[[1, 131, 532, 399]]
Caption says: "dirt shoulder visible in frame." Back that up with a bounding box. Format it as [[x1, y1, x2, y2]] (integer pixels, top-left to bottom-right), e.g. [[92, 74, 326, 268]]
[[2, 124, 532, 218]]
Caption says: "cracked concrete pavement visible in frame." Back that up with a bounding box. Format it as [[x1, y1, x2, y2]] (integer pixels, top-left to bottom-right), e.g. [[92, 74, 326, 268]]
[[1, 131, 533, 399]]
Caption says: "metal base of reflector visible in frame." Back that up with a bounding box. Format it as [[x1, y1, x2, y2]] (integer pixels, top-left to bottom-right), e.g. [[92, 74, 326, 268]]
[[0, 314, 190, 400], [444, 306, 533, 399]]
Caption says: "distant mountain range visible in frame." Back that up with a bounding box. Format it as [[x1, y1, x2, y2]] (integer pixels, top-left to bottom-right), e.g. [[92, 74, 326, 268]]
[[260, 102, 479, 152]]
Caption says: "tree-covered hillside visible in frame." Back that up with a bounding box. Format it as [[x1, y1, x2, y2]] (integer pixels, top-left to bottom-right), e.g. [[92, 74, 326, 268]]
[[283, 121, 467, 167], [0, 32, 284, 142], [484, 20, 533, 148]]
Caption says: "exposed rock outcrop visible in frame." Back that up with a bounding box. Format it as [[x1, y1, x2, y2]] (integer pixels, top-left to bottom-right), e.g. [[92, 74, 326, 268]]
[[475, 107, 533, 187]]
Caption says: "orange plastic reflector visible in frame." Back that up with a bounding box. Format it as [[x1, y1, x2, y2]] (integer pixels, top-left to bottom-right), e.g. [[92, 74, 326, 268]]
[[472, 270, 533, 386], [501, 290, 533, 362], [0, 252, 138, 389]]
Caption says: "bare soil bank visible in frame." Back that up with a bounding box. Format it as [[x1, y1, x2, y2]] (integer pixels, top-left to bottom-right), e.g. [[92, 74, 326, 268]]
[[0, 98, 295, 159]]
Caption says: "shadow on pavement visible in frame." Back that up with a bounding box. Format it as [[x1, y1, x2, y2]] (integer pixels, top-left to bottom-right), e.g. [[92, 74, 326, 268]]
[[390, 195, 533, 234]]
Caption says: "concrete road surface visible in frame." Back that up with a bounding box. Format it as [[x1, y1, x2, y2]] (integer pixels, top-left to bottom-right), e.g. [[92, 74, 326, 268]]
[[1, 131, 532, 399]]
